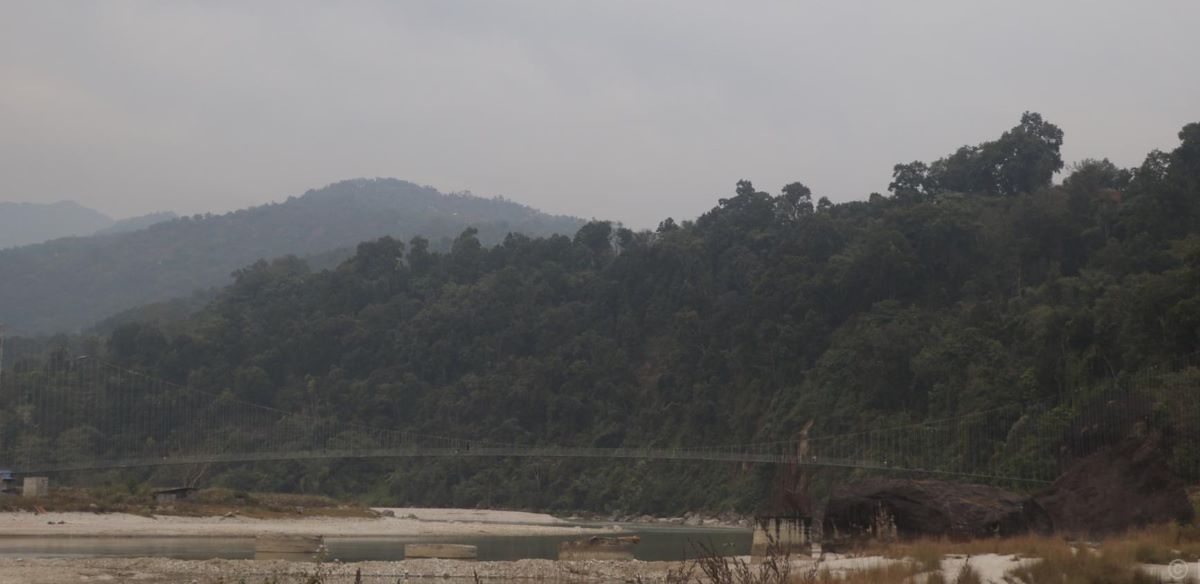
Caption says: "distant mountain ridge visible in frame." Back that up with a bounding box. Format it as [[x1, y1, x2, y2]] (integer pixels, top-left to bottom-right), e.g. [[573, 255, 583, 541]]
[[96, 211, 180, 235], [0, 201, 180, 249], [0, 178, 585, 334], [0, 201, 114, 248]]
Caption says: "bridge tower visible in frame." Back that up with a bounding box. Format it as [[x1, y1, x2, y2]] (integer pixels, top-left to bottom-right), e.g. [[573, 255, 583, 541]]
[[752, 420, 816, 558]]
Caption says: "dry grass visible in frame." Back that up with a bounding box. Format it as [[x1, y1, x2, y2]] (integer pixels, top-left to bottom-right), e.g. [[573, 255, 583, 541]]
[[0, 485, 157, 515], [1190, 487, 1200, 534], [667, 541, 794, 584], [863, 532, 1067, 564], [185, 487, 374, 518], [670, 528, 1192, 584], [839, 521, 1200, 583], [857, 522, 1200, 565], [1099, 523, 1200, 564], [667, 538, 962, 584], [807, 562, 922, 584], [1004, 543, 1165, 584]]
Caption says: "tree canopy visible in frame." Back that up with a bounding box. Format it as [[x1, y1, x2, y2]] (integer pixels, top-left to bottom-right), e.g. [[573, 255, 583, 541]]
[[890, 112, 1065, 199]]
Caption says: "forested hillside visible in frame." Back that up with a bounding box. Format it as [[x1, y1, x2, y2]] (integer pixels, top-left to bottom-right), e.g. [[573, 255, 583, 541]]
[[0, 201, 114, 249], [0, 179, 583, 333], [12, 115, 1200, 514]]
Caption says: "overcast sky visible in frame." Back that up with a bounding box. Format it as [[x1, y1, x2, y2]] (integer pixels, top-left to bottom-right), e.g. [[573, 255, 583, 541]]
[[2, 2, 1198, 227]]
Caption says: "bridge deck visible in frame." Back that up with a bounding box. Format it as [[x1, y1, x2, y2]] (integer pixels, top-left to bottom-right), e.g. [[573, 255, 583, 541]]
[[12, 446, 1049, 483]]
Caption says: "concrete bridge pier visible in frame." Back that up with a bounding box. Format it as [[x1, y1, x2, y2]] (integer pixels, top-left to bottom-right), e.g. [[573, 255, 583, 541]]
[[751, 514, 813, 558]]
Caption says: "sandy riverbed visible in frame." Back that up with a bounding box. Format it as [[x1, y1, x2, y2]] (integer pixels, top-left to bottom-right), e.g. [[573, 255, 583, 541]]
[[0, 507, 1066, 583], [0, 556, 671, 584], [0, 553, 1065, 584], [0, 507, 616, 538], [379, 507, 571, 525]]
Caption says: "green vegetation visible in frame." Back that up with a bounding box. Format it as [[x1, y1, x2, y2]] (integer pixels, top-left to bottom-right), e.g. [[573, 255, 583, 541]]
[[4, 114, 1200, 514], [0, 178, 583, 333], [1, 485, 373, 519]]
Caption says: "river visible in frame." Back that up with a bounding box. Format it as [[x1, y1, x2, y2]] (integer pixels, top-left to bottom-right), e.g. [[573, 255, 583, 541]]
[[0, 525, 750, 562]]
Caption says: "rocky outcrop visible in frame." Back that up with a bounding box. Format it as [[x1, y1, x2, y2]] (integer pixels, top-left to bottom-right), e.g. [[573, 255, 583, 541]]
[[822, 432, 1194, 541], [823, 478, 1051, 541], [1035, 431, 1194, 536]]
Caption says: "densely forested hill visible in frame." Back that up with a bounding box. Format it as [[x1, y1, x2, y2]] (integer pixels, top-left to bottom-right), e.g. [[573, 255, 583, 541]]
[[19, 115, 1200, 513], [0, 200, 114, 249], [0, 179, 583, 334]]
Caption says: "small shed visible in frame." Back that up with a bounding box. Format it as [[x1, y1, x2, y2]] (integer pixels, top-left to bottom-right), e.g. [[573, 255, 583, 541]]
[[22, 477, 49, 498], [0, 470, 14, 494], [153, 487, 199, 505]]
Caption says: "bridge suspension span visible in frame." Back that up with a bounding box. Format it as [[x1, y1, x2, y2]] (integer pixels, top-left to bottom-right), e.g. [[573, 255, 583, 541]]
[[0, 356, 1196, 484]]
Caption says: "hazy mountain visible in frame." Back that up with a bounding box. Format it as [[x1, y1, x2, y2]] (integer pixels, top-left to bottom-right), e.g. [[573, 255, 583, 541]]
[[0, 201, 114, 248], [95, 211, 179, 235], [0, 178, 584, 333]]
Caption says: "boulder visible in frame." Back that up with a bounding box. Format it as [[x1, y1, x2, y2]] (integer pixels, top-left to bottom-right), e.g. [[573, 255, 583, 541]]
[[1035, 431, 1194, 536], [823, 478, 1050, 541]]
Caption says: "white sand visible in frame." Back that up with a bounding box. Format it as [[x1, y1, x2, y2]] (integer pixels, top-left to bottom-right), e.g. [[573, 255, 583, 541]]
[[787, 553, 1037, 583], [939, 554, 1038, 583], [373, 507, 568, 525], [0, 508, 613, 538]]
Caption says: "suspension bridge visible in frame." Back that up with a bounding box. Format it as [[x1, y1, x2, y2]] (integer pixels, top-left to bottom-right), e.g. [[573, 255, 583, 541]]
[[0, 356, 1196, 484]]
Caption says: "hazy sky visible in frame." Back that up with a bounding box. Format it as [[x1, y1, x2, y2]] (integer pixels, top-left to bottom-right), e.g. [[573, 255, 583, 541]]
[[3, 2, 1198, 227]]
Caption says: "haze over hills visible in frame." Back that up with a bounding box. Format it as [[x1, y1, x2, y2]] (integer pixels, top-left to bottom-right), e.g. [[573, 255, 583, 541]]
[[95, 211, 181, 236], [0, 201, 115, 249], [0, 178, 584, 334], [0, 202, 179, 249]]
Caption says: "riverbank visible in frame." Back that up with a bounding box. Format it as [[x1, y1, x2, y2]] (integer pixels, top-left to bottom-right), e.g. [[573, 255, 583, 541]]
[[0, 507, 619, 538], [0, 553, 1106, 584], [0, 541, 1189, 583]]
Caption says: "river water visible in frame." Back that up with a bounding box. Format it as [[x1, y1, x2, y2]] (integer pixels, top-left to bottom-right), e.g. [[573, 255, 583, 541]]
[[0, 525, 750, 562]]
